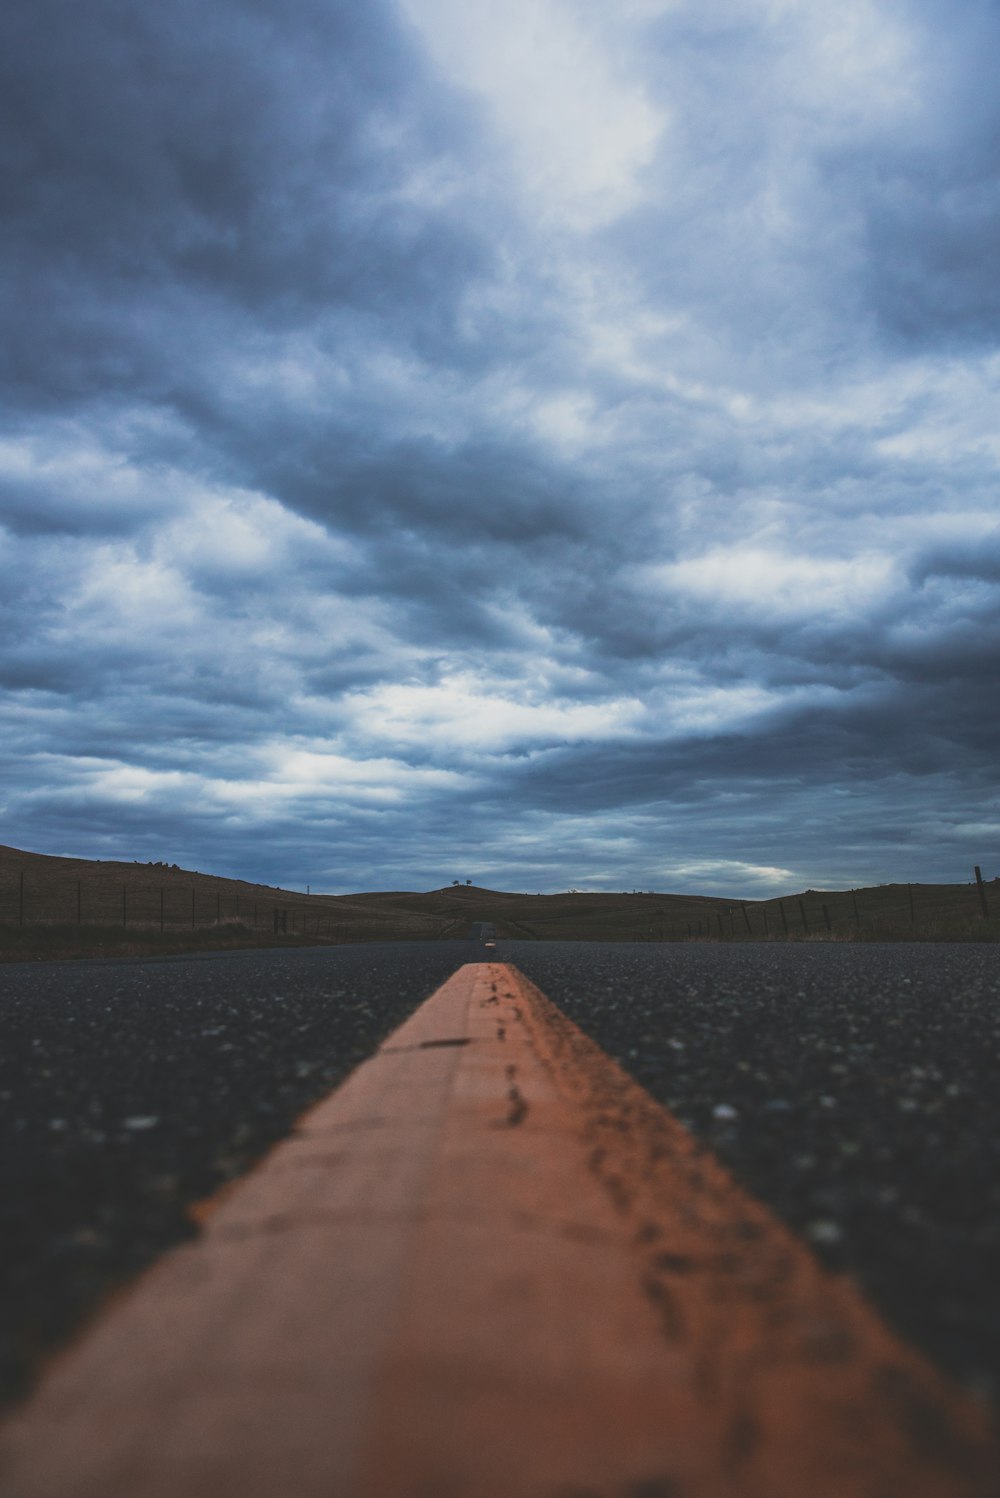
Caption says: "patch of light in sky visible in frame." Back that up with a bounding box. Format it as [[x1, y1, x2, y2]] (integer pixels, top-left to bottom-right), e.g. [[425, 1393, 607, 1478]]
[[669, 858, 795, 888], [341, 673, 645, 751], [396, 0, 666, 227], [644, 547, 897, 622], [766, 0, 921, 122]]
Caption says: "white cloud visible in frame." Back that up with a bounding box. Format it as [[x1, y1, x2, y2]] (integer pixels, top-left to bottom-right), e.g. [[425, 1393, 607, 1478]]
[[27, 746, 469, 821], [397, 0, 665, 227], [72, 545, 196, 630], [259, 745, 467, 797], [0, 427, 191, 532], [341, 672, 644, 751], [156, 487, 347, 583], [666, 857, 796, 889], [767, 0, 921, 125], [648, 679, 788, 735], [643, 547, 897, 622]]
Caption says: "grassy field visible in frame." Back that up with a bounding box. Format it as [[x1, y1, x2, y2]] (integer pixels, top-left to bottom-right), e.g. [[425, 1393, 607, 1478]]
[[0, 845, 463, 961], [1, 843, 997, 961]]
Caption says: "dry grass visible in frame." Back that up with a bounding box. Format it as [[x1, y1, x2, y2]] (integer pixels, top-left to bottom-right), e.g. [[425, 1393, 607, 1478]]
[[0, 845, 462, 961], [749, 881, 1000, 944], [1, 844, 996, 961], [350, 880, 1000, 943]]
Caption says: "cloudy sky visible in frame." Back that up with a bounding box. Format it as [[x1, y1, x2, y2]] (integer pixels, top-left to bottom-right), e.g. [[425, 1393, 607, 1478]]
[[2, 0, 998, 896]]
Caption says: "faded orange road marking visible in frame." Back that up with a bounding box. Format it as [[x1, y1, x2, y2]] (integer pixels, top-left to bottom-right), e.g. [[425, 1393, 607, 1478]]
[[0, 963, 995, 1498]]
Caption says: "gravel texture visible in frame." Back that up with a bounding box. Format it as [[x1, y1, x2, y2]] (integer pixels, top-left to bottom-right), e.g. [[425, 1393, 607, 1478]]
[[0, 941, 471, 1407], [503, 940, 1000, 1403]]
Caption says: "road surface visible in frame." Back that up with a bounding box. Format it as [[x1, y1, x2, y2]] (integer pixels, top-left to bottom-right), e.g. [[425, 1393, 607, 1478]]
[[504, 939, 1000, 1402], [0, 941, 471, 1405], [1, 937, 997, 1411]]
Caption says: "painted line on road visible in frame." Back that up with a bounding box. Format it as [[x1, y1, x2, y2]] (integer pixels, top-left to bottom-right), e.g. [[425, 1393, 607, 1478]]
[[0, 962, 995, 1497]]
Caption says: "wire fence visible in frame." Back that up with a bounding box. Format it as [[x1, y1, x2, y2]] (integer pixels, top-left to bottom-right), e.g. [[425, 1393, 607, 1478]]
[[669, 868, 997, 943], [489, 870, 998, 943], [1, 875, 320, 935], [1, 864, 996, 947], [0, 867, 461, 945]]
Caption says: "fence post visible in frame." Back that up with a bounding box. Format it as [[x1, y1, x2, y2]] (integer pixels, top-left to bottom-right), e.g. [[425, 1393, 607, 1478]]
[[191, 888, 196, 929], [122, 885, 127, 928], [762, 907, 769, 938], [907, 884, 915, 924], [717, 912, 724, 938], [852, 889, 860, 927], [779, 899, 788, 935], [160, 887, 164, 933], [216, 891, 220, 926], [799, 898, 810, 934], [822, 903, 832, 933], [19, 870, 24, 928], [77, 879, 82, 927], [741, 903, 752, 935], [970, 862, 988, 916], [686, 921, 691, 939], [975, 866, 989, 918]]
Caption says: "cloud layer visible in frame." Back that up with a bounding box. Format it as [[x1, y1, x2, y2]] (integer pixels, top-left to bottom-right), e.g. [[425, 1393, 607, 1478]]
[[2, 0, 998, 893]]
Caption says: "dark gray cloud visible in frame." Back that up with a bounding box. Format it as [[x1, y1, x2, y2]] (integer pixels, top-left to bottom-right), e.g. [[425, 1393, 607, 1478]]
[[1, 0, 997, 894], [849, 2, 1000, 347], [0, 0, 493, 413]]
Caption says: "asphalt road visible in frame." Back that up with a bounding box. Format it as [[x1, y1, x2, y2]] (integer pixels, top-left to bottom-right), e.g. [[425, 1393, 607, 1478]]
[[0, 941, 472, 1408], [504, 939, 1000, 1405], [1, 937, 998, 1414]]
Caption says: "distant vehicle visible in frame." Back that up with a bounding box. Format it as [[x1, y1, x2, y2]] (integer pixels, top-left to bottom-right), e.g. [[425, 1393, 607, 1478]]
[[484, 938, 496, 951]]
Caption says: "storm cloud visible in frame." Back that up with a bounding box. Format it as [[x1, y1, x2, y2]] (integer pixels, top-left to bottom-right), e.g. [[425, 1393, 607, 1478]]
[[1, 0, 998, 894]]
